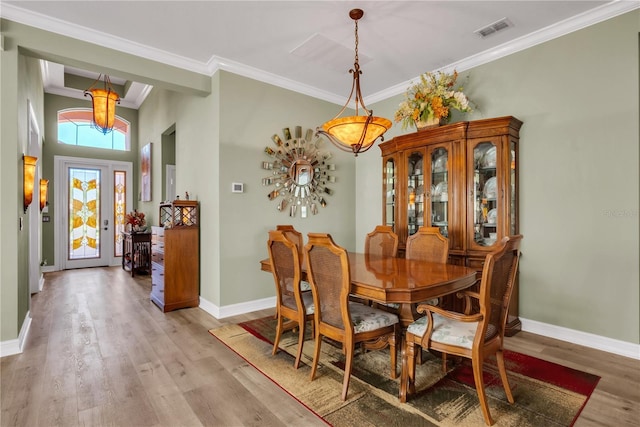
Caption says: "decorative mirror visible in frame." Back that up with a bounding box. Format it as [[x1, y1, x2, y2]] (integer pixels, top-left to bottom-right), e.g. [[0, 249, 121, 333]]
[[262, 126, 336, 218]]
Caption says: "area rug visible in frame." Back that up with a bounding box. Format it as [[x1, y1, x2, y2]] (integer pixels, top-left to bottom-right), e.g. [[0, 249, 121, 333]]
[[209, 317, 599, 427]]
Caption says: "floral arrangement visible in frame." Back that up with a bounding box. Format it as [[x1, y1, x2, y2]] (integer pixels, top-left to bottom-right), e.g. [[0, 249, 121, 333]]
[[394, 70, 472, 130], [125, 210, 146, 227]]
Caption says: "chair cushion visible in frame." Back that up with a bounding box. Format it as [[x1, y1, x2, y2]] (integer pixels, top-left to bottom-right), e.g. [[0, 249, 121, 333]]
[[406, 313, 478, 349], [301, 291, 315, 315], [379, 302, 401, 309], [300, 280, 311, 292], [349, 302, 399, 333]]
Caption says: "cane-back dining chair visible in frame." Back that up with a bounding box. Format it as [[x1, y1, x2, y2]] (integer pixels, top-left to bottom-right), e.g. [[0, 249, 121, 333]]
[[276, 225, 311, 292], [267, 229, 314, 369], [400, 235, 523, 426], [405, 226, 449, 263], [364, 225, 400, 310], [304, 233, 400, 401], [365, 225, 399, 257]]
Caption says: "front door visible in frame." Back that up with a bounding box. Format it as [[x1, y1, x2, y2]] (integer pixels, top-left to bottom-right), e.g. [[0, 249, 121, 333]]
[[55, 156, 133, 270]]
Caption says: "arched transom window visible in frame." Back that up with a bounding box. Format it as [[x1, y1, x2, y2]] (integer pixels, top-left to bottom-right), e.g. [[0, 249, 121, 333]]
[[58, 108, 130, 151]]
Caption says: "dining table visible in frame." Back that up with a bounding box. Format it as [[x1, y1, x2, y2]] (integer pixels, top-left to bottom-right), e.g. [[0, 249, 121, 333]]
[[260, 252, 477, 327]]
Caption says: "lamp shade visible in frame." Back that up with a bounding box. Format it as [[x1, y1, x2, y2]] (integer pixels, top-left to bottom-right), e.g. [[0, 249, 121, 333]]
[[322, 115, 392, 153], [23, 155, 37, 213], [87, 88, 119, 134], [40, 179, 49, 211]]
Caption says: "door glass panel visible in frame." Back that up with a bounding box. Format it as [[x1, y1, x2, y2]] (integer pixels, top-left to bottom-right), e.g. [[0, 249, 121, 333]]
[[407, 151, 424, 237], [430, 147, 449, 237], [384, 158, 395, 229], [69, 167, 101, 260], [473, 141, 498, 246], [114, 170, 126, 256]]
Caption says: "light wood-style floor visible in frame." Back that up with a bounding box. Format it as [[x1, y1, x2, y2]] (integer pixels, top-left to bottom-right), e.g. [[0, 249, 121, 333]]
[[1, 267, 638, 426]]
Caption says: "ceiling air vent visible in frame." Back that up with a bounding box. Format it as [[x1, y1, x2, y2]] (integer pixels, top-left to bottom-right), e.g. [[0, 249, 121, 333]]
[[474, 17, 513, 38]]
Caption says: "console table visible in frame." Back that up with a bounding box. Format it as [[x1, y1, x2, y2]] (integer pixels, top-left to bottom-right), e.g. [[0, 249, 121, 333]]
[[121, 231, 151, 277]]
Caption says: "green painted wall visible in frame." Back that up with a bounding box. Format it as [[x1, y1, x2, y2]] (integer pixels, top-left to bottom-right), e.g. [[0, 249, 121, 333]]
[[366, 10, 640, 343]]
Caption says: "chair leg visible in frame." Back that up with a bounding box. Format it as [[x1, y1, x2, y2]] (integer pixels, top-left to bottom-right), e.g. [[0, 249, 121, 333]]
[[389, 331, 397, 379], [442, 352, 448, 373], [341, 341, 355, 401], [272, 315, 283, 356], [399, 340, 416, 403], [496, 349, 514, 404], [472, 356, 494, 426], [293, 319, 305, 369], [309, 332, 322, 381]]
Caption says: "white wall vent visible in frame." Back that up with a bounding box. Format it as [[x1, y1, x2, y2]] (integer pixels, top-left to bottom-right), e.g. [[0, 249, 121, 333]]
[[474, 17, 513, 38]]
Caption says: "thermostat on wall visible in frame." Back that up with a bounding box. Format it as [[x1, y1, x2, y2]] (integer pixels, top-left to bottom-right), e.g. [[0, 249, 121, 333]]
[[232, 182, 244, 193]]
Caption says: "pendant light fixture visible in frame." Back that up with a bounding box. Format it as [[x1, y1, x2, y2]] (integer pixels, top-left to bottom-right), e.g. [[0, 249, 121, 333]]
[[84, 74, 121, 134], [316, 9, 391, 157]]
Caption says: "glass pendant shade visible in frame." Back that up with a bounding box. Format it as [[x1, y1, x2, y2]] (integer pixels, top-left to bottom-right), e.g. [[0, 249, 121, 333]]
[[322, 115, 392, 153], [84, 75, 120, 134]]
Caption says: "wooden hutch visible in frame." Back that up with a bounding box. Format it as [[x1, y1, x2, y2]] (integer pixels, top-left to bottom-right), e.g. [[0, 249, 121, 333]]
[[150, 200, 200, 312], [379, 116, 522, 335]]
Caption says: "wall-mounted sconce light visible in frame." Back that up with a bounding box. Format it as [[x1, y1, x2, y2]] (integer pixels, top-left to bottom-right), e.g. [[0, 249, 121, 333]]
[[23, 155, 38, 213], [39, 179, 49, 211]]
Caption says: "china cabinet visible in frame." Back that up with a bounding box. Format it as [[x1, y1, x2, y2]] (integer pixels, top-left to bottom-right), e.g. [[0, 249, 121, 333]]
[[380, 116, 522, 334], [150, 200, 200, 312]]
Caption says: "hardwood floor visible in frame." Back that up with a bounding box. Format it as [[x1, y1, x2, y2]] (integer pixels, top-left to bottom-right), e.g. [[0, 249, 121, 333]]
[[1, 267, 638, 426]]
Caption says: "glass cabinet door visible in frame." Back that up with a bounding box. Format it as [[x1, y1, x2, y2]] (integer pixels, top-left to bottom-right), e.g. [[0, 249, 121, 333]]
[[383, 157, 396, 230], [429, 146, 449, 237], [471, 140, 499, 247], [406, 150, 424, 238]]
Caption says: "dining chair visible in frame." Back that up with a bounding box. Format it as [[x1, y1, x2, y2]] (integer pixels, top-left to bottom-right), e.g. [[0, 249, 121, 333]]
[[400, 235, 523, 426], [267, 229, 315, 369], [304, 233, 400, 401], [405, 226, 449, 263], [276, 225, 311, 292], [364, 225, 399, 257], [364, 225, 400, 310]]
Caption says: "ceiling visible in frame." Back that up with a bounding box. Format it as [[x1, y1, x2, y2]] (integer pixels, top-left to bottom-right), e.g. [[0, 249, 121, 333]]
[[2, 1, 635, 109]]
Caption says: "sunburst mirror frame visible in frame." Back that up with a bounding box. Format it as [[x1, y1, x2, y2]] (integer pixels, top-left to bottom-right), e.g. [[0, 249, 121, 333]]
[[262, 126, 336, 218]]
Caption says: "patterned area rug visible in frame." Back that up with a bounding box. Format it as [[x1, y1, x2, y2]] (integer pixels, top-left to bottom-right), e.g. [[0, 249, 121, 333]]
[[209, 317, 599, 427]]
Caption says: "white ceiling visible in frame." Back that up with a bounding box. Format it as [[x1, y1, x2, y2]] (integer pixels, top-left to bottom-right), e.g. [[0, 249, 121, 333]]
[[2, 1, 637, 109]]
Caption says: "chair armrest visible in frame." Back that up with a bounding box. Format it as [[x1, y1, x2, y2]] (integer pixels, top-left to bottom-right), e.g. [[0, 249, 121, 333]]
[[416, 303, 482, 323], [456, 290, 481, 315]]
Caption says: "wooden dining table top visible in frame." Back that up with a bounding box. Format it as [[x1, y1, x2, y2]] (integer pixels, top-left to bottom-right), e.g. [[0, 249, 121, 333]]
[[260, 252, 478, 325]]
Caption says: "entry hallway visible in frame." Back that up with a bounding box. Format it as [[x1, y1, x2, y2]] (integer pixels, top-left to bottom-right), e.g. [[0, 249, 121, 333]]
[[1, 267, 638, 426]]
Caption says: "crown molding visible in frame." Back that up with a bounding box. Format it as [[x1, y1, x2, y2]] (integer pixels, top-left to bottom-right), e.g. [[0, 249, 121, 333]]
[[3, 1, 638, 106]]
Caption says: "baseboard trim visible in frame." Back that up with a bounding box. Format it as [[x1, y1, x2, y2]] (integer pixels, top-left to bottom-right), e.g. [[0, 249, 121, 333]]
[[199, 296, 276, 320], [0, 311, 32, 358], [520, 317, 640, 360]]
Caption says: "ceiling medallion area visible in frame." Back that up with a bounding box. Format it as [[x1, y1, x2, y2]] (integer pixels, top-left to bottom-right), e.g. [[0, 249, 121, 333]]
[[262, 126, 336, 218]]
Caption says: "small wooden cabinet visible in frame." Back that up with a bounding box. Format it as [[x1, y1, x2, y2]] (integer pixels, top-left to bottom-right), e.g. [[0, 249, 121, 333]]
[[121, 231, 151, 277], [380, 116, 522, 334], [150, 200, 200, 312]]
